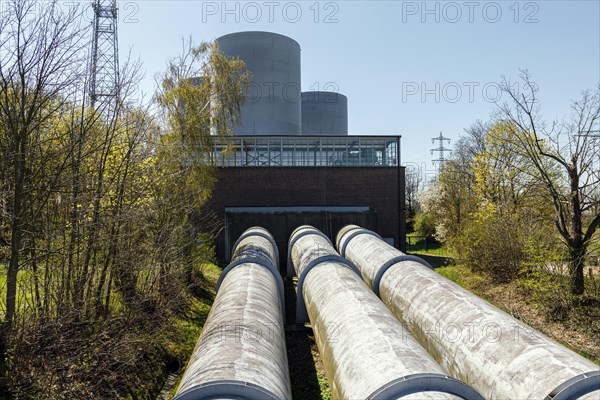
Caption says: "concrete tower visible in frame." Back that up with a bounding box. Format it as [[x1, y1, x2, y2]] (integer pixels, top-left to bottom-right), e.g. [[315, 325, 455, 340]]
[[301, 91, 348, 135], [217, 31, 302, 135]]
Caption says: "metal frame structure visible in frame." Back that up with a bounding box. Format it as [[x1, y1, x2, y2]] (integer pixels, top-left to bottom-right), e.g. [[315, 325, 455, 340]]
[[206, 135, 401, 167], [89, 0, 119, 108]]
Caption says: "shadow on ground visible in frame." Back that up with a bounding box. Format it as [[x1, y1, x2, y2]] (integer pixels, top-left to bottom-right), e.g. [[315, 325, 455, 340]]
[[284, 278, 327, 400], [410, 253, 454, 269]]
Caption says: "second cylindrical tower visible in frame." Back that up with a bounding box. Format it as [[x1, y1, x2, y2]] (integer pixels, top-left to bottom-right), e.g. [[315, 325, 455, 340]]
[[301, 91, 348, 135]]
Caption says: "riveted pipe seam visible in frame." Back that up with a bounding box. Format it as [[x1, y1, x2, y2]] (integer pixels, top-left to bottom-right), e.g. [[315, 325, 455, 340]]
[[175, 379, 280, 400], [337, 224, 600, 400], [174, 227, 291, 400], [338, 227, 382, 258], [366, 373, 485, 400], [290, 225, 484, 400], [545, 371, 600, 400], [334, 224, 363, 249], [372, 255, 433, 297], [232, 228, 280, 267], [287, 227, 331, 278]]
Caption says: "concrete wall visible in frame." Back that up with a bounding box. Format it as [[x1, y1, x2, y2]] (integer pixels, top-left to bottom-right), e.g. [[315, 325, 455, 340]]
[[217, 31, 302, 135], [200, 166, 405, 269], [301, 91, 348, 135]]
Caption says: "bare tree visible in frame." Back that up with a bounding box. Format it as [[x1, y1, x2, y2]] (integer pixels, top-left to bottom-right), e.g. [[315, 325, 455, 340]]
[[0, 1, 250, 397], [405, 164, 422, 216], [499, 71, 600, 294], [0, 0, 88, 323]]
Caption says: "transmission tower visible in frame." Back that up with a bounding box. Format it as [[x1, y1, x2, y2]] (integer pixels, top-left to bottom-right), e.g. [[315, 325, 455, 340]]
[[89, 0, 119, 109], [431, 132, 452, 166]]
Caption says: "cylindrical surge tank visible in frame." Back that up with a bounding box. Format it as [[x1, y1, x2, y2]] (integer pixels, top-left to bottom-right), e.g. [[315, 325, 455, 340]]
[[289, 225, 484, 400], [337, 225, 600, 400], [301, 91, 348, 135], [217, 31, 301, 135], [174, 227, 291, 400]]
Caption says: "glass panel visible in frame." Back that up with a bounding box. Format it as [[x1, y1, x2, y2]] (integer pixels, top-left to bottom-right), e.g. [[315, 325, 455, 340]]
[[208, 136, 401, 167]]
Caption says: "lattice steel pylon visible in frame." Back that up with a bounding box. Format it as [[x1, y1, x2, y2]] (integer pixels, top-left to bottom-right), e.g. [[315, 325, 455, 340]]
[[88, 0, 119, 109], [431, 132, 452, 166]]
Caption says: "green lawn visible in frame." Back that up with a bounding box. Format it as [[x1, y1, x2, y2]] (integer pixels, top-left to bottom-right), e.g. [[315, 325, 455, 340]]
[[406, 234, 453, 268], [436, 263, 489, 291], [406, 233, 449, 257]]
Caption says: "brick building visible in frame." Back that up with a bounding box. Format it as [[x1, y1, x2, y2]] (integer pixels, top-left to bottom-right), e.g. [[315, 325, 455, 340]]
[[203, 135, 406, 270], [202, 32, 406, 268]]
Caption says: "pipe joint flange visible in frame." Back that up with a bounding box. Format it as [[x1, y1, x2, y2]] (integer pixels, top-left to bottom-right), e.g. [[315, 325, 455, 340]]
[[216, 257, 285, 316], [373, 255, 434, 297], [545, 370, 600, 400], [174, 379, 280, 400], [295, 254, 361, 323], [335, 224, 362, 249], [366, 373, 485, 400], [339, 228, 382, 258], [287, 228, 332, 278], [231, 229, 280, 267]]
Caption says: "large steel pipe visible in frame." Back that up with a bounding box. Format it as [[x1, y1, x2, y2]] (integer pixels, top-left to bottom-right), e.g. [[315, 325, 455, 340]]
[[337, 225, 600, 400], [174, 227, 291, 400], [289, 225, 484, 400]]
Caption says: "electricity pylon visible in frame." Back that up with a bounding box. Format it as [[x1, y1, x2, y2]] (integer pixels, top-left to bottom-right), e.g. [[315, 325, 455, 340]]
[[431, 132, 452, 166], [89, 0, 119, 110]]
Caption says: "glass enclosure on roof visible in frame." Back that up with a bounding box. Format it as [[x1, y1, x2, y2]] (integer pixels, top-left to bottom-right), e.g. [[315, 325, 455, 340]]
[[206, 135, 400, 167]]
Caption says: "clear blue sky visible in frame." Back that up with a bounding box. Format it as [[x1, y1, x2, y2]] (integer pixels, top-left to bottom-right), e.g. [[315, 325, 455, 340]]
[[118, 0, 600, 171]]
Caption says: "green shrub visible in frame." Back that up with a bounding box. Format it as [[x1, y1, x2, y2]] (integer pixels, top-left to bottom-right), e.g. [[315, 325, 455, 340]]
[[462, 205, 524, 282], [413, 212, 436, 238]]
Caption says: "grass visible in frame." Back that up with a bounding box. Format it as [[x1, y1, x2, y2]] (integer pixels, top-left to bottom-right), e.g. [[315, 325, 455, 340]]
[[161, 242, 600, 399], [314, 352, 332, 400], [406, 233, 450, 257], [0, 263, 5, 299], [0, 257, 333, 399], [406, 236, 454, 269], [166, 264, 219, 358], [164, 262, 220, 399], [0, 263, 37, 318], [0, 257, 222, 400], [436, 263, 489, 291]]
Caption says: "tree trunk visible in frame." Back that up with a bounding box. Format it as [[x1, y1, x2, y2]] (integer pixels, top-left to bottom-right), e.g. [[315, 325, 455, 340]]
[[6, 232, 20, 323], [5, 133, 26, 323], [568, 167, 585, 295], [569, 239, 585, 295]]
